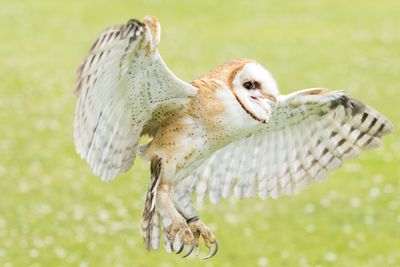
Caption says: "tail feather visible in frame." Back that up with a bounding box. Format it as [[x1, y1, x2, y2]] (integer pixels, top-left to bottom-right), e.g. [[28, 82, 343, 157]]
[[141, 156, 162, 250], [150, 211, 161, 250]]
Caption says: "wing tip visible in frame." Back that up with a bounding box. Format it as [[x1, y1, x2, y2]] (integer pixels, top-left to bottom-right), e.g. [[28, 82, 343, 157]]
[[381, 119, 394, 136], [338, 95, 394, 138], [73, 17, 149, 96], [143, 16, 161, 51]]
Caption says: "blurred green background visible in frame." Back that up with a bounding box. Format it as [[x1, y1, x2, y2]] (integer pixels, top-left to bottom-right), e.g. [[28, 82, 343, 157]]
[[1, 0, 399, 266]]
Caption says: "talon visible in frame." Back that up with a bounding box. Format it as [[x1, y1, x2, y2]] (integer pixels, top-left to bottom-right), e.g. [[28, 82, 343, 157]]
[[170, 241, 174, 252], [182, 243, 194, 258], [176, 242, 185, 254], [202, 240, 218, 259]]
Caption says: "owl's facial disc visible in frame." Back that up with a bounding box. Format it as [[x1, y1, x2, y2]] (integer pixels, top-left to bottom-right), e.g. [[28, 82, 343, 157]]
[[230, 62, 279, 123]]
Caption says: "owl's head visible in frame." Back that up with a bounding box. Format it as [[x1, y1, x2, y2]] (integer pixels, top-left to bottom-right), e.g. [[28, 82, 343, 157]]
[[228, 61, 279, 123]]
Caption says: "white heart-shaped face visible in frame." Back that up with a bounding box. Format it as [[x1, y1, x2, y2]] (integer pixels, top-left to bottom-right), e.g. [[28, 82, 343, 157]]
[[230, 62, 279, 123]]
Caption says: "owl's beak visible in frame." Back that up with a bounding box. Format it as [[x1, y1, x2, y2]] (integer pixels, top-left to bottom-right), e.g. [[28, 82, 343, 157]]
[[246, 95, 274, 123], [234, 90, 275, 123], [250, 94, 276, 102], [265, 94, 277, 103], [250, 94, 277, 109]]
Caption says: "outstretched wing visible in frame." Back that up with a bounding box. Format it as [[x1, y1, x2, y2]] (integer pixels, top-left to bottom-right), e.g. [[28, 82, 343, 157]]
[[74, 17, 197, 180], [184, 89, 393, 203]]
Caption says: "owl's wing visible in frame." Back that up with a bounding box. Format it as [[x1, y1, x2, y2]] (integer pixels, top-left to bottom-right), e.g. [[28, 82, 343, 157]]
[[74, 17, 197, 181], [184, 88, 393, 203]]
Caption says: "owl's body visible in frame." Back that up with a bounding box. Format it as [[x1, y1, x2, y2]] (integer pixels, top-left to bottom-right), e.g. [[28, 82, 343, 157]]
[[73, 17, 393, 258], [143, 60, 271, 183]]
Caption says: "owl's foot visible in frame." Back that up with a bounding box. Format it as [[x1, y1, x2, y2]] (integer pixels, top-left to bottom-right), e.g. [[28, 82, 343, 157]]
[[185, 216, 218, 259], [166, 217, 194, 253]]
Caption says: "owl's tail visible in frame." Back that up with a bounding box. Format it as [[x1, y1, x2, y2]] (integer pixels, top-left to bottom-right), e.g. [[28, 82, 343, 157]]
[[142, 197, 174, 252], [142, 156, 187, 252], [141, 202, 162, 251], [141, 156, 162, 250]]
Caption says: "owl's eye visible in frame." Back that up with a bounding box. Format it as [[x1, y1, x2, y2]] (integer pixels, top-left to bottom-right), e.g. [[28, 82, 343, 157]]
[[243, 81, 257, 90]]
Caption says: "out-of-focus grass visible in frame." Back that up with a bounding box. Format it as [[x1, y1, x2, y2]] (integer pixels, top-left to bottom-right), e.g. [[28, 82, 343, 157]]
[[1, 0, 399, 266]]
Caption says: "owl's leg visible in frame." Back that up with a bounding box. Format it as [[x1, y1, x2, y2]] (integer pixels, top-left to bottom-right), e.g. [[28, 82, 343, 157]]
[[187, 219, 218, 259], [156, 184, 194, 252], [173, 178, 218, 259], [142, 156, 193, 251]]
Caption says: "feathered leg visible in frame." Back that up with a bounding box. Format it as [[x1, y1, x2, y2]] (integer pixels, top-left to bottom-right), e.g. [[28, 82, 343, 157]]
[[142, 156, 162, 250], [143, 156, 195, 252], [173, 176, 218, 258], [157, 183, 194, 252]]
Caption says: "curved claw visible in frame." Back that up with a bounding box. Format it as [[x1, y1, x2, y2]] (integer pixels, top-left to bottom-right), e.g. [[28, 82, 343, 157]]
[[176, 242, 185, 254], [202, 240, 218, 259], [182, 243, 194, 258]]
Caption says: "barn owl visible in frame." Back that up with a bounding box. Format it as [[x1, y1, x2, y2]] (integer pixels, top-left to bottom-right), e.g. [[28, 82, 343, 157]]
[[73, 16, 393, 258]]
